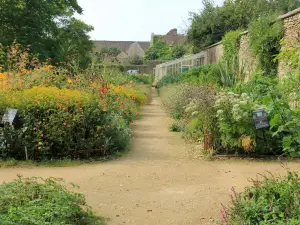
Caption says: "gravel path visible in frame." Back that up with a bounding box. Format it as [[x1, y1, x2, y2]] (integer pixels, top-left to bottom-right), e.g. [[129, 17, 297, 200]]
[[0, 89, 299, 225]]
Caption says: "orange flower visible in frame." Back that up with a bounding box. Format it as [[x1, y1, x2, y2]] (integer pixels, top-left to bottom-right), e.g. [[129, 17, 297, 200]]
[[136, 112, 139, 116]]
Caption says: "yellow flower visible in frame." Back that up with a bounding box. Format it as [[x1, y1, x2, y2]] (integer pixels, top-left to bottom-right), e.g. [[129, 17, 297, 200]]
[[38, 142, 43, 146]]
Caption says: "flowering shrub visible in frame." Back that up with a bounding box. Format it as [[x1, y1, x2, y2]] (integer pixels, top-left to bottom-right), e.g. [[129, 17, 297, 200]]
[[0, 65, 148, 160], [215, 92, 261, 153], [223, 172, 300, 225], [0, 86, 134, 160]]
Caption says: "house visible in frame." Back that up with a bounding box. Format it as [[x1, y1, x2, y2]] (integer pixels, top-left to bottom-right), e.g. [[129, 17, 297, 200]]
[[151, 28, 186, 46], [93, 41, 150, 62]]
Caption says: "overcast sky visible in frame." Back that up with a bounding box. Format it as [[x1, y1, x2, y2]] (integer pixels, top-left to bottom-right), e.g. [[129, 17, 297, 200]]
[[76, 0, 224, 41]]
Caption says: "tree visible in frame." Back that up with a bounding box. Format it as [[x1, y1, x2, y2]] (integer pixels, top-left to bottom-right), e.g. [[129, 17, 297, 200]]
[[0, 0, 94, 67], [171, 45, 187, 59], [144, 39, 172, 61], [187, 0, 300, 52], [55, 18, 94, 68], [144, 39, 187, 61]]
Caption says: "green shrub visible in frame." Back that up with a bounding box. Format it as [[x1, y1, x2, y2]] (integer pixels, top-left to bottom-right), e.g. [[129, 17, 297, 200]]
[[215, 92, 262, 153], [224, 172, 300, 225], [168, 123, 182, 132], [248, 16, 283, 76], [128, 74, 154, 85], [155, 73, 182, 88], [182, 64, 221, 85], [183, 117, 204, 141], [170, 111, 182, 120], [0, 176, 105, 225], [160, 84, 192, 118]]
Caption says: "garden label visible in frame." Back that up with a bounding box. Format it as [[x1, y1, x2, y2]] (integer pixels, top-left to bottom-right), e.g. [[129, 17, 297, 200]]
[[2, 108, 18, 125]]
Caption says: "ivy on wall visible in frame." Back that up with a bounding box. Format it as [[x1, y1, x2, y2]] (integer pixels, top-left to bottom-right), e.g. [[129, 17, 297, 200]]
[[221, 29, 243, 63], [248, 16, 284, 76]]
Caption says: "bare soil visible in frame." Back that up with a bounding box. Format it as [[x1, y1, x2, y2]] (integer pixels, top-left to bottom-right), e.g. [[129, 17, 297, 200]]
[[0, 89, 299, 225]]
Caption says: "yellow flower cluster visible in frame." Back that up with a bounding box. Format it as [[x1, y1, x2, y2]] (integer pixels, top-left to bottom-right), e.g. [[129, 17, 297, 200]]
[[0, 86, 92, 109], [110, 84, 146, 105]]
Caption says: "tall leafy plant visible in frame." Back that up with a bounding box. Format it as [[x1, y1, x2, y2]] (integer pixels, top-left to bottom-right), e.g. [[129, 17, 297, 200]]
[[248, 16, 283, 76]]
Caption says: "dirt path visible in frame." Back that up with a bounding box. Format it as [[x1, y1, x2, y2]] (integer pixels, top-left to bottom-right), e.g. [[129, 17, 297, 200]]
[[0, 89, 299, 225]]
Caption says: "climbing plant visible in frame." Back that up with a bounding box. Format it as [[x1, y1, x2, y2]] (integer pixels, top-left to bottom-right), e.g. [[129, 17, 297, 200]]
[[248, 15, 283, 76], [221, 29, 243, 63]]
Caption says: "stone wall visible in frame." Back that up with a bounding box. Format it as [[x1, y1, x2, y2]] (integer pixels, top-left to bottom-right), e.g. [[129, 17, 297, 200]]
[[278, 8, 300, 78], [238, 33, 258, 80], [154, 8, 300, 82]]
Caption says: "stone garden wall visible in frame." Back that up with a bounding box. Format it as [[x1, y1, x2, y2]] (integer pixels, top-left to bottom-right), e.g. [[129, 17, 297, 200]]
[[278, 8, 300, 78], [154, 8, 300, 82]]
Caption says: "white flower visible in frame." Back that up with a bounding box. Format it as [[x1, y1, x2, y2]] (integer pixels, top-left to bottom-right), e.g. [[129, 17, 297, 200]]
[[241, 93, 248, 98], [217, 110, 224, 115], [192, 111, 199, 117]]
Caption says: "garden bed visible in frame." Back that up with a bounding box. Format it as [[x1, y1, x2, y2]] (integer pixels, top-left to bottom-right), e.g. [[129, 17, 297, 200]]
[[0, 63, 152, 161], [0, 176, 106, 224]]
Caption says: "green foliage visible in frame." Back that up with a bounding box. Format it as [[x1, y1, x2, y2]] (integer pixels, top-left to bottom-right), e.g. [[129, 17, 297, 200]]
[[183, 117, 204, 141], [218, 57, 246, 88], [156, 64, 221, 89], [171, 45, 186, 59], [155, 73, 182, 88], [168, 123, 182, 132], [248, 17, 283, 75], [0, 176, 105, 224], [161, 83, 217, 145], [55, 18, 94, 69], [182, 64, 221, 85], [188, 0, 299, 52], [225, 172, 300, 225], [0, 87, 132, 160], [127, 55, 143, 65], [160, 84, 193, 118], [0, 64, 149, 161], [275, 40, 300, 103], [144, 39, 172, 61], [222, 30, 243, 63], [215, 92, 261, 153], [129, 74, 154, 85], [144, 39, 187, 61], [262, 87, 300, 157], [170, 111, 182, 120], [0, 0, 94, 68]]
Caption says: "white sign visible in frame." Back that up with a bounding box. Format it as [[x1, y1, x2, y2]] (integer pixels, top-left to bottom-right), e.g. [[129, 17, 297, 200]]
[[2, 108, 18, 124]]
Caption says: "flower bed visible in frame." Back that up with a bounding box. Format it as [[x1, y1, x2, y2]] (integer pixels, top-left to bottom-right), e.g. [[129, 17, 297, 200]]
[[0, 67, 150, 161]]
